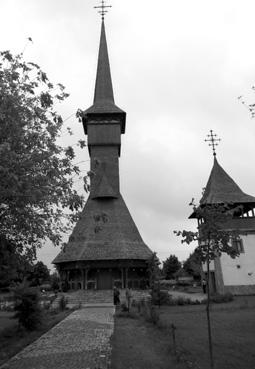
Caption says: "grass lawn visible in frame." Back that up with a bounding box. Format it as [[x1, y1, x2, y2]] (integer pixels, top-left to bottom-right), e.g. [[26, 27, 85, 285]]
[[111, 297, 255, 369], [111, 311, 188, 369], [159, 296, 255, 369], [0, 312, 17, 333], [0, 309, 71, 366]]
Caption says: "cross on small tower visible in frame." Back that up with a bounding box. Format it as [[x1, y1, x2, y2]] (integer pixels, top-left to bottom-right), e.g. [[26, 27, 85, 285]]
[[94, 0, 112, 20], [205, 130, 221, 157]]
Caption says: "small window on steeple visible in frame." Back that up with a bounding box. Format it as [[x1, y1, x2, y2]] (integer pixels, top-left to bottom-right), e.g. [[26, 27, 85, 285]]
[[232, 238, 245, 254]]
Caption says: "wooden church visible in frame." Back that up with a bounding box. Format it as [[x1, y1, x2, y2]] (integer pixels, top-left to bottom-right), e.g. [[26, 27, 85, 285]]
[[53, 18, 152, 290], [191, 136, 255, 295]]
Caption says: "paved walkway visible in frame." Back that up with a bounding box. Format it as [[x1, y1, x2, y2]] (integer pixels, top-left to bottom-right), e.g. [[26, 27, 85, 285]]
[[1, 306, 115, 369]]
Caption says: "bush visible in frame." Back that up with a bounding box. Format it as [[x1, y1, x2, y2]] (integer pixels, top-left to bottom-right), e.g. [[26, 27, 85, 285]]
[[210, 293, 234, 304], [61, 281, 69, 293], [175, 296, 191, 305], [139, 298, 160, 324], [160, 290, 172, 304], [40, 284, 52, 292], [14, 287, 42, 330], [151, 289, 172, 306], [50, 273, 60, 291], [42, 301, 51, 310], [139, 298, 150, 317], [120, 303, 129, 312], [165, 295, 203, 306], [149, 305, 160, 325], [132, 299, 142, 313], [58, 295, 67, 311]]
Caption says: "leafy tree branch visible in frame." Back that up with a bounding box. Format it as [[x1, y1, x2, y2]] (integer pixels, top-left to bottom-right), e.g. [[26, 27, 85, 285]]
[[0, 50, 86, 259]]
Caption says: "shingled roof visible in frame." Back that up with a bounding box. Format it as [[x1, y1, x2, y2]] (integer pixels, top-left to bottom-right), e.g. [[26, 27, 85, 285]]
[[200, 157, 255, 205], [83, 20, 125, 117], [53, 195, 152, 264], [189, 157, 255, 219], [91, 173, 117, 199]]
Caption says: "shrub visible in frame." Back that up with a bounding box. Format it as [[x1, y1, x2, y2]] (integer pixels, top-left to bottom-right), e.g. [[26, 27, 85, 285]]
[[50, 273, 60, 291], [133, 300, 142, 313], [61, 281, 69, 292], [116, 310, 138, 319], [175, 296, 192, 305], [149, 305, 160, 325], [120, 303, 129, 312], [140, 298, 160, 324], [14, 287, 42, 330], [40, 284, 52, 292], [210, 293, 234, 304], [42, 301, 51, 310], [239, 298, 249, 309], [159, 290, 172, 305], [58, 295, 68, 311], [151, 289, 172, 306], [140, 298, 150, 318]]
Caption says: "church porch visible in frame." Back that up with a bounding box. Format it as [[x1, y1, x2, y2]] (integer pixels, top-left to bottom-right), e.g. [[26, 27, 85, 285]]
[[58, 261, 149, 291]]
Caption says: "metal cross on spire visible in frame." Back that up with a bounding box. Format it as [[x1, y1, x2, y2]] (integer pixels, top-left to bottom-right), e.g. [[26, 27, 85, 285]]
[[205, 130, 221, 157], [94, 0, 112, 20]]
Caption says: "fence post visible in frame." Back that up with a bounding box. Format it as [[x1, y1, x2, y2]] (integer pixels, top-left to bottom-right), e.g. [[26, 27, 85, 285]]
[[171, 323, 177, 357]]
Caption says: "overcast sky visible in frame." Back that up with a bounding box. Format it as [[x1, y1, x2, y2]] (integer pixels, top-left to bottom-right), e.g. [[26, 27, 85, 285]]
[[1, 0, 255, 269]]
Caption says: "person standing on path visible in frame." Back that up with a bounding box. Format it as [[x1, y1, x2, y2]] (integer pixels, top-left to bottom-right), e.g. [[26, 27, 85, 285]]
[[125, 287, 132, 312], [113, 286, 120, 305], [202, 278, 206, 294]]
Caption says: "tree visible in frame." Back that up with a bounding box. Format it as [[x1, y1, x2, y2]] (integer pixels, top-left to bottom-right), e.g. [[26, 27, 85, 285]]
[[0, 50, 85, 259], [0, 236, 33, 288], [50, 271, 60, 291], [146, 252, 161, 288], [175, 201, 240, 369], [14, 286, 42, 330], [162, 254, 181, 280], [28, 261, 50, 286], [183, 248, 202, 280]]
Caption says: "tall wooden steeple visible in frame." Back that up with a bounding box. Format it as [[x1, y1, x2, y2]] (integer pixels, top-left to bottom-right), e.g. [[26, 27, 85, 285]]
[[53, 14, 152, 290], [82, 18, 126, 199]]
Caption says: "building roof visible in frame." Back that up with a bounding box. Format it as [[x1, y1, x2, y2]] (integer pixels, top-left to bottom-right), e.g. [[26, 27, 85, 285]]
[[84, 20, 125, 117], [200, 157, 255, 205], [53, 195, 152, 264], [91, 173, 118, 199], [190, 157, 255, 218]]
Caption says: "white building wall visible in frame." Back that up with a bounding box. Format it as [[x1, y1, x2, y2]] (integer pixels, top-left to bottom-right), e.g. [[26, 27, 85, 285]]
[[221, 234, 255, 286]]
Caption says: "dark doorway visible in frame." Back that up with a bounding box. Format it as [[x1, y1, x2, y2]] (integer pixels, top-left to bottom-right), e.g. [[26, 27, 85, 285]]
[[97, 269, 112, 290]]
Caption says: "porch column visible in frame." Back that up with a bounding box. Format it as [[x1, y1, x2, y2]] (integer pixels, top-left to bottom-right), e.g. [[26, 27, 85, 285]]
[[59, 271, 64, 291], [121, 268, 124, 289], [81, 269, 85, 289], [125, 268, 129, 289], [85, 269, 88, 290], [95, 269, 99, 290]]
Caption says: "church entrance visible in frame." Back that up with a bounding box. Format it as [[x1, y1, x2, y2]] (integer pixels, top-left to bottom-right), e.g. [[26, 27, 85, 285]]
[[97, 269, 113, 290]]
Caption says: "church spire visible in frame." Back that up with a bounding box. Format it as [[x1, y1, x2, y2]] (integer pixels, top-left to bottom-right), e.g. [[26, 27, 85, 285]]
[[83, 12, 126, 134], [93, 19, 115, 106]]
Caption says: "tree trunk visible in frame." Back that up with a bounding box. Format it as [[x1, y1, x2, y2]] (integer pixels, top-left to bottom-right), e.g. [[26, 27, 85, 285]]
[[206, 250, 214, 369]]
